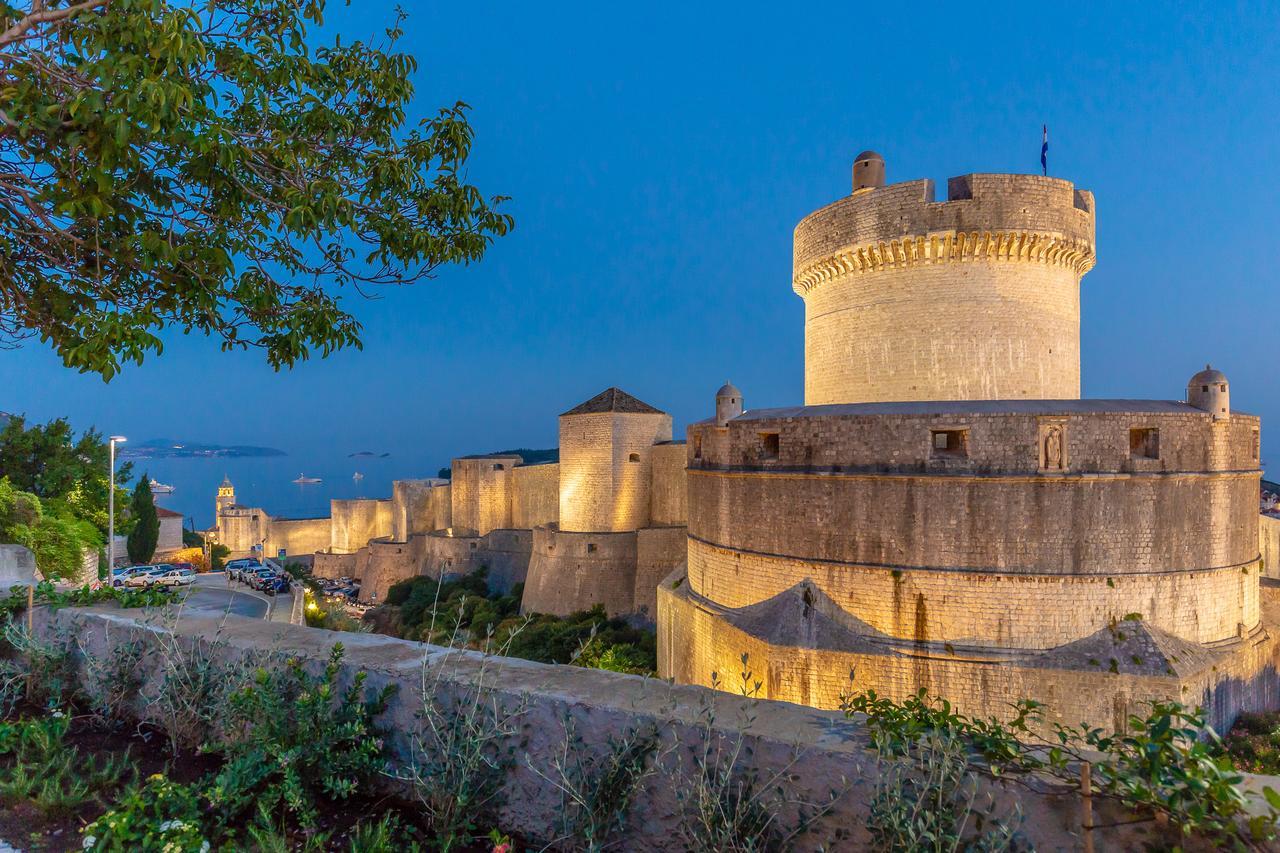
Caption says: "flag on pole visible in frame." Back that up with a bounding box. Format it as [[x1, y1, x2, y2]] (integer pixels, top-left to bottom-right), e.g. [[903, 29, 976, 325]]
[[1041, 125, 1048, 176]]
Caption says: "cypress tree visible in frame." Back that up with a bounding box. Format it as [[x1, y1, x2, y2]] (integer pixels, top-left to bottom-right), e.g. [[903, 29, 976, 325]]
[[126, 475, 159, 564]]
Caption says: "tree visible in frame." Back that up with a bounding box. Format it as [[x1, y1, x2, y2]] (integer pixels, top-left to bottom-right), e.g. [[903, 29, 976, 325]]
[[125, 474, 158, 563], [0, 0, 512, 379], [0, 476, 100, 580], [0, 414, 131, 535]]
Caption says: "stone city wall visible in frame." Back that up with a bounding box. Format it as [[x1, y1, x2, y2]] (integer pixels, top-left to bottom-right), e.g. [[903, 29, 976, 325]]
[[649, 442, 687, 526], [391, 479, 443, 542], [523, 525, 638, 616], [361, 537, 415, 604], [657, 574, 1280, 738], [793, 174, 1095, 406], [511, 463, 559, 529], [633, 525, 687, 623], [264, 517, 331, 561], [38, 605, 1165, 851], [330, 498, 392, 554], [312, 550, 357, 580], [1262, 515, 1280, 578], [419, 528, 533, 595], [559, 412, 672, 533], [215, 507, 266, 557], [451, 456, 520, 536]]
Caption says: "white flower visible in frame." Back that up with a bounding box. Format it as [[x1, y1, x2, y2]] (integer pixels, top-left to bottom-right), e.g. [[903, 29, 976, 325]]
[[158, 820, 189, 833], [200, 843, 210, 853], [82, 836, 96, 850], [51, 710, 65, 718]]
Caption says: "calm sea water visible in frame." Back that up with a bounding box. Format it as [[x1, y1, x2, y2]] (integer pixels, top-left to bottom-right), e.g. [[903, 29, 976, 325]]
[[133, 452, 442, 530]]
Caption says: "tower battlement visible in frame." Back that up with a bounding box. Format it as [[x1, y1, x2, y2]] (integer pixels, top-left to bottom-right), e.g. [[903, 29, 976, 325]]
[[794, 156, 1098, 405], [794, 173, 1095, 290]]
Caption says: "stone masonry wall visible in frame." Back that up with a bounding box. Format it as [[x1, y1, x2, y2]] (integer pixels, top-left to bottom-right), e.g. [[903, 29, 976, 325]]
[[264, 517, 331, 560], [512, 463, 559, 529], [523, 526, 638, 616], [40, 605, 1160, 852], [793, 174, 1095, 406], [391, 480, 442, 542], [451, 456, 520, 536], [329, 499, 392, 554], [633, 525, 687, 623], [559, 412, 672, 532], [1263, 515, 1280, 578], [649, 442, 687, 526]]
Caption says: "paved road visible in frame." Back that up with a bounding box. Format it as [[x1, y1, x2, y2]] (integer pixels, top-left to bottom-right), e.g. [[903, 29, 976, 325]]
[[175, 573, 271, 619]]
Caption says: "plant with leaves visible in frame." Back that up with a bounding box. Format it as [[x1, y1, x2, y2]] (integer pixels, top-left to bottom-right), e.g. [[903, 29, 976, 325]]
[[125, 473, 158, 563], [0, 415, 130, 534], [0, 712, 133, 817], [0, 475, 101, 579], [80, 773, 208, 852], [0, 0, 512, 379], [208, 643, 395, 829]]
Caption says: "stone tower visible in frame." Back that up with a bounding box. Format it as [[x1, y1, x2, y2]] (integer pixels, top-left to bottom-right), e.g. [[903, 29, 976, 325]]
[[215, 475, 235, 522], [558, 388, 672, 532], [1188, 365, 1230, 422], [715, 381, 743, 426], [793, 158, 1097, 405]]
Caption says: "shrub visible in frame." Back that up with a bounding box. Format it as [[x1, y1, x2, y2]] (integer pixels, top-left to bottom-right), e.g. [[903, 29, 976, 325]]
[[209, 644, 395, 828], [81, 774, 207, 852], [0, 713, 132, 818]]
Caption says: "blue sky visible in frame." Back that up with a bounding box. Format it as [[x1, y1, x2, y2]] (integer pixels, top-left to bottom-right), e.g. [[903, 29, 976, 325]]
[[3, 0, 1278, 471]]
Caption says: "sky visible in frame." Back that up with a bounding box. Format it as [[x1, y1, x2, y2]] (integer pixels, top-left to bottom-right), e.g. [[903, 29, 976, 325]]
[[3, 0, 1279, 473]]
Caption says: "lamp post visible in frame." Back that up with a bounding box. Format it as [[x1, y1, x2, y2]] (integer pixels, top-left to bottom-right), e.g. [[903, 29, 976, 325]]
[[108, 436, 127, 573]]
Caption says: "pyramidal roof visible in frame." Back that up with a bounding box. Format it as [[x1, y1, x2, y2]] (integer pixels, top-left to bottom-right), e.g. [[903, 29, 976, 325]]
[[562, 387, 664, 417]]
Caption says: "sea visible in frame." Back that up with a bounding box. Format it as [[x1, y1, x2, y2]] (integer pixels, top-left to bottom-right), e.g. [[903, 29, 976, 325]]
[[132, 451, 442, 530]]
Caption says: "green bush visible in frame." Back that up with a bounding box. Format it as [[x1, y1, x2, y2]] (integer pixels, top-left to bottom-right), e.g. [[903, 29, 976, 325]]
[[208, 644, 395, 828], [81, 773, 207, 852]]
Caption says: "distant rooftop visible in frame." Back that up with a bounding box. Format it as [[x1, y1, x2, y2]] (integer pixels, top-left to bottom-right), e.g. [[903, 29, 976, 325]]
[[562, 387, 664, 417], [716, 399, 1248, 422], [155, 507, 183, 518]]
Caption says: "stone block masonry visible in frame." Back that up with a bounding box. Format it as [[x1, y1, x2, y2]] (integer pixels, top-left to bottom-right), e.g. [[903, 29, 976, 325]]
[[40, 604, 1170, 851]]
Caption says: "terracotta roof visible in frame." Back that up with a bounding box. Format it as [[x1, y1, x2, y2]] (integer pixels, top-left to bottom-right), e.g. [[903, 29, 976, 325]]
[[562, 387, 664, 417], [155, 507, 184, 518]]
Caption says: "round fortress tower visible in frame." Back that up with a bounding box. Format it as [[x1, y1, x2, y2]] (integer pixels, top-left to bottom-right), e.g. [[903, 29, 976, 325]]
[[793, 156, 1096, 405]]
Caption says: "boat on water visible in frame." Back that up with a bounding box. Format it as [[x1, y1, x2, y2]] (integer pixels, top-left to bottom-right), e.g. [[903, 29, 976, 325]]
[[149, 481, 176, 494], [352, 472, 364, 481], [292, 473, 322, 484]]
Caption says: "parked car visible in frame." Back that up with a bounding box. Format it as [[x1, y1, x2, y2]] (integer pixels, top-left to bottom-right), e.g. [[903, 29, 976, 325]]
[[112, 565, 159, 588], [124, 566, 171, 587], [226, 559, 261, 582], [247, 568, 278, 592], [169, 562, 196, 573], [152, 568, 196, 587]]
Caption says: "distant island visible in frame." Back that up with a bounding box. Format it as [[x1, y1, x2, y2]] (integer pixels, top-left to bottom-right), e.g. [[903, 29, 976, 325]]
[[348, 451, 391, 458], [120, 439, 287, 459]]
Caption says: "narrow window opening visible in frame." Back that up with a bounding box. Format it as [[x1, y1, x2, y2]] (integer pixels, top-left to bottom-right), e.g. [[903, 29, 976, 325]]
[[1253, 430, 1261, 460], [930, 429, 968, 458], [693, 434, 703, 459], [1129, 427, 1160, 460], [760, 432, 780, 460]]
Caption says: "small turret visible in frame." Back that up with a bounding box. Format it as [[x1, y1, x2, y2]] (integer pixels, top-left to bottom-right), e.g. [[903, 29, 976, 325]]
[[1187, 365, 1229, 422], [852, 150, 885, 192], [715, 381, 743, 427]]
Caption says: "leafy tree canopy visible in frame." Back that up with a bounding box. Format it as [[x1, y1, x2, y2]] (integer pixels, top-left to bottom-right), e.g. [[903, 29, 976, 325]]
[[0, 0, 512, 379], [0, 413, 130, 535], [0, 475, 101, 579]]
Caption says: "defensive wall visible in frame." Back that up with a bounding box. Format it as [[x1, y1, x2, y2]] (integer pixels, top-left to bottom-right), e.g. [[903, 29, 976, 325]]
[[511, 463, 559, 529], [330, 498, 392, 554], [264, 517, 330, 561], [42, 603, 1183, 851], [793, 173, 1096, 405], [1263, 515, 1280, 578], [451, 455, 521, 536]]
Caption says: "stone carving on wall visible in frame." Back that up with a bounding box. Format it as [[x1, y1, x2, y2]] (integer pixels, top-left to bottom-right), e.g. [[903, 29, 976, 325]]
[[1039, 420, 1068, 471]]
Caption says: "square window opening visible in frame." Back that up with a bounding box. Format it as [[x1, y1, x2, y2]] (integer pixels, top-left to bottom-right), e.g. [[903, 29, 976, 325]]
[[492, 463, 504, 471], [759, 432, 780, 460], [628, 452, 640, 462], [930, 429, 968, 458], [587, 543, 597, 553], [1129, 427, 1160, 460]]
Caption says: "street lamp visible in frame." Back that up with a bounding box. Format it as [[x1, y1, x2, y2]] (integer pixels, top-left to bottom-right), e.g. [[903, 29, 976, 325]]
[[108, 436, 127, 574]]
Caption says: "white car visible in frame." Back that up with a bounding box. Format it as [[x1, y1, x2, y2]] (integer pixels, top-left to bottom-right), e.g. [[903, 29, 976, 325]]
[[124, 566, 178, 587], [115, 565, 162, 587], [152, 568, 196, 587]]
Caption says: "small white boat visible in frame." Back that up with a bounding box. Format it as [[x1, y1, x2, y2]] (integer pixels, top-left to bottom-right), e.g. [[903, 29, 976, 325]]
[[292, 473, 322, 484], [352, 471, 364, 481], [149, 481, 176, 494]]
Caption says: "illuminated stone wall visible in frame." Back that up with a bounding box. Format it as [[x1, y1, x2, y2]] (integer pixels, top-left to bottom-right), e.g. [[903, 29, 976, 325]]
[[559, 412, 672, 532], [418, 528, 533, 595], [1263, 515, 1280, 578], [657, 574, 1280, 736], [264, 517, 330, 560], [793, 174, 1095, 405], [392, 479, 446, 542], [649, 442, 688, 526], [523, 526, 639, 616], [451, 456, 521, 536], [633, 525, 687, 623], [215, 506, 266, 557], [330, 498, 392, 554], [512, 463, 559, 529]]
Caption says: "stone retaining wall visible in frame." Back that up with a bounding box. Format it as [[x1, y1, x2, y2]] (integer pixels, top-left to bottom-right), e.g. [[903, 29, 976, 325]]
[[35, 605, 1167, 851]]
